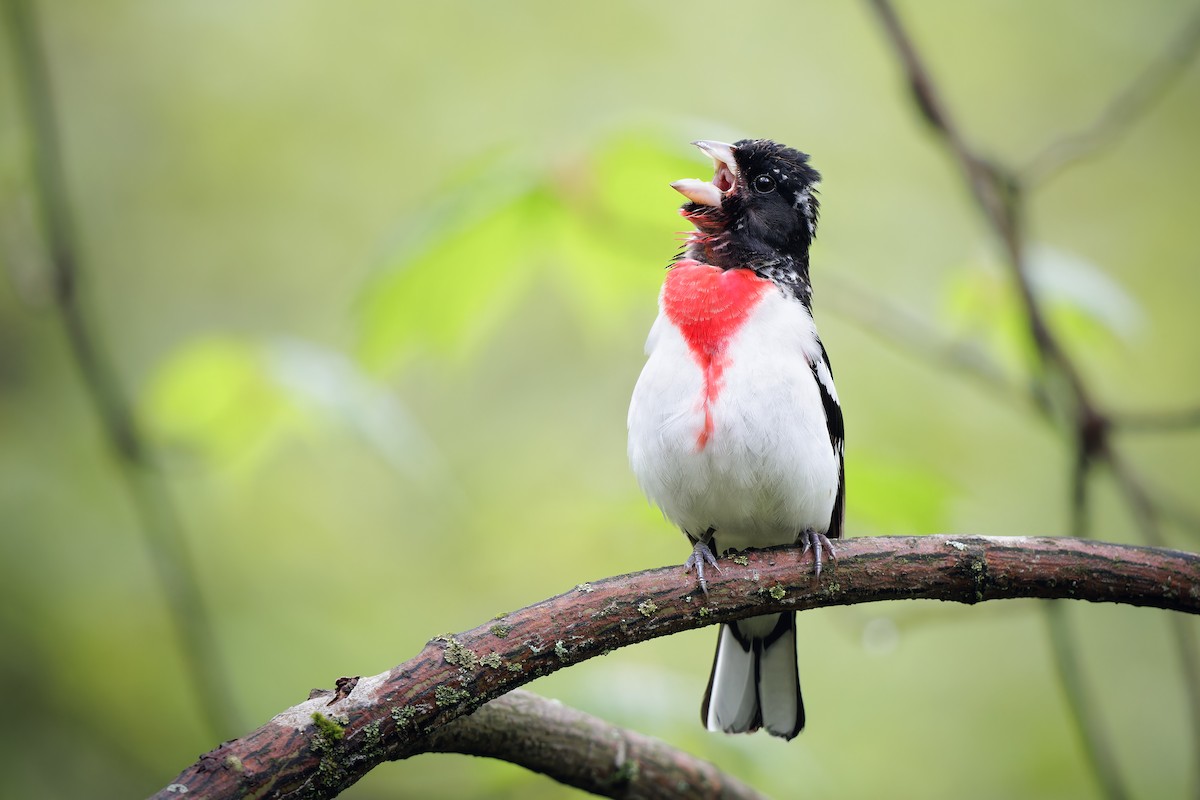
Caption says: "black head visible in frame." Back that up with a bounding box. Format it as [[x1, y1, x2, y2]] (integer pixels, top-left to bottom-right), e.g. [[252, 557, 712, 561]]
[[672, 139, 822, 298]]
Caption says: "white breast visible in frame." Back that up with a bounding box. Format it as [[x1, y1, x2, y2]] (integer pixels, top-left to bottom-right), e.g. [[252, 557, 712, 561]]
[[628, 288, 839, 551]]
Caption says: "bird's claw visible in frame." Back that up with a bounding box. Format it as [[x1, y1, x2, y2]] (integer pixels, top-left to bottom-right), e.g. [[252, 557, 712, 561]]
[[684, 538, 721, 595], [800, 530, 836, 578]]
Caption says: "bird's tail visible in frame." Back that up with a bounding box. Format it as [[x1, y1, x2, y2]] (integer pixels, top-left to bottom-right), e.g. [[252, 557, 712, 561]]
[[701, 612, 804, 740]]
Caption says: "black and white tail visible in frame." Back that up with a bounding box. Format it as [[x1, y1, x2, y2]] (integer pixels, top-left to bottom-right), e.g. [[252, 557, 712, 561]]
[[702, 611, 804, 740]]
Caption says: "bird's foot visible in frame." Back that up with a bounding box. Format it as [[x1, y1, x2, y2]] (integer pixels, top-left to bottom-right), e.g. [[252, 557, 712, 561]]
[[800, 530, 836, 578], [684, 538, 721, 595]]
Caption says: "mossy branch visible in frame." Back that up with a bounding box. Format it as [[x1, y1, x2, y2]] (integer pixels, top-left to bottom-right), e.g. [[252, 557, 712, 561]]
[[425, 689, 769, 800], [149, 535, 1200, 799]]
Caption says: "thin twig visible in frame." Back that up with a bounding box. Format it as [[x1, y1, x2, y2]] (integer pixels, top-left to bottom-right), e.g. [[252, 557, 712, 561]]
[[151, 535, 1200, 800], [2, 0, 238, 738], [1057, 446, 1131, 799], [866, 2, 1200, 796], [870, 0, 1095, 401], [1104, 448, 1200, 780], [1044, 602, 1131, 800], [1022, 8, 1200, 188], [822, 275, 1027, 406], [1112, 406, 1200, 432]]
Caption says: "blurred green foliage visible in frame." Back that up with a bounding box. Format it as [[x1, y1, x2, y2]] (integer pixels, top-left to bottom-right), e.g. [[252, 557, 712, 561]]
[[1, 2, 1199, 798], [943, 244, 1146, 378]]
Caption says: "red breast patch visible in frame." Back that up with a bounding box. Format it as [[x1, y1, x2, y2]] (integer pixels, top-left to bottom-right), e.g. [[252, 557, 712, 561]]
[[661, 260, 771, 449]]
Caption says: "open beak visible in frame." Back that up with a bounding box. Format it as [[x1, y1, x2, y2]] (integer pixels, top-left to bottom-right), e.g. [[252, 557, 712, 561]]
[[671, 140, 738, 207]]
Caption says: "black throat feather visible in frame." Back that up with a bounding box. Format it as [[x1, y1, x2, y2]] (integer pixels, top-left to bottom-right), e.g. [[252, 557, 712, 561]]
[[676, 216, 815, 309]]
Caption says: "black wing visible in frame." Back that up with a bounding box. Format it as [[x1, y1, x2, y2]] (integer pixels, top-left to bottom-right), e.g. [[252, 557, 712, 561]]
[[812, 339, 844, 539]]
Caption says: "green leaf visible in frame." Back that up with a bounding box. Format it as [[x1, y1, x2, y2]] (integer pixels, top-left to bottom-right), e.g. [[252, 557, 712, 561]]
[[356, 183, 545, 371], [355, 129, 717, 369], [143, 335, 451, 484], [941, 242, 1142, 374], [264, 338, 452, 489], [551, 134, 705, 331], [141, 336, 291, 464], [942, 253, 1035, 374], [1026, 243, 1144, 347]]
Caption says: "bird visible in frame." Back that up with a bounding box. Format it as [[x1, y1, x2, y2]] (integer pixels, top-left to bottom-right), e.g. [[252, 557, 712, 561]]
[[627, 139, 844, 740]]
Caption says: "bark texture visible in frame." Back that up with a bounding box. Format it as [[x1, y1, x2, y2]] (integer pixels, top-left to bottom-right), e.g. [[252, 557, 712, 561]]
[[426, 690, 768, 799], [150, 535, 1200, 800]]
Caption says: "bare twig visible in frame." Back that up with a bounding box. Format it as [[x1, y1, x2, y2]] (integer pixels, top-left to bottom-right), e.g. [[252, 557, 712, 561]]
[[1, 0, 238, 737], [1112, 406, 1200, 432], [867, 0, 1088, 402], [150, 535, 1200, 800], [1059, 448, 1131, 799], [1022, 8, 1200, 187], [1044, 602, 1131, 800], [822, 275, 1027, 406], [1106, 449, 1200, 782], [866, 2, 1200, 796]]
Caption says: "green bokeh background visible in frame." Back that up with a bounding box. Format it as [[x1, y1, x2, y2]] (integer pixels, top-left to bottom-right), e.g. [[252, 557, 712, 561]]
[[2, 2, 1199, 798]]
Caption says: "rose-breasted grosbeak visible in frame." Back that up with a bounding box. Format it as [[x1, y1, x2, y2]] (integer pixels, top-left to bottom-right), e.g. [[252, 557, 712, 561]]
[[628, 139, 844, 740]]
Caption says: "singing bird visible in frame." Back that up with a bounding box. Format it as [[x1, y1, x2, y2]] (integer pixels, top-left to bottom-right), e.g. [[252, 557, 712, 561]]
[[627, 139, 844, 739]]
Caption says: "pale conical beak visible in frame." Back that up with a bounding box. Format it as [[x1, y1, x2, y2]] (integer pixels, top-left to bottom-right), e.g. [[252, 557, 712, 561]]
[[670, 178, 722, 206], [671, 140, 738, 207]]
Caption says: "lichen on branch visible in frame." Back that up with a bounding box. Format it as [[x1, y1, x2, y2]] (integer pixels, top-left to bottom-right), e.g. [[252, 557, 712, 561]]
[[150, 535, 1200, 800]]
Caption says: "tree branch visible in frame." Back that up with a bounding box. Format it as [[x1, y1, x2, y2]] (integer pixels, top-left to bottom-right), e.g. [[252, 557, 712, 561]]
[[150, 535, 1200, 799], [426, 690, 768, 800]]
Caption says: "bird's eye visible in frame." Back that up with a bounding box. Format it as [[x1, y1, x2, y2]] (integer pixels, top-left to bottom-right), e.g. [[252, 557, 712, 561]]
[[753, 174, 776, 194]]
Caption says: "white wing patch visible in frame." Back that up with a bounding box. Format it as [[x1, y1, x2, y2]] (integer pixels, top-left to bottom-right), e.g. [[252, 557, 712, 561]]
[[813, 355, 839, 405]]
